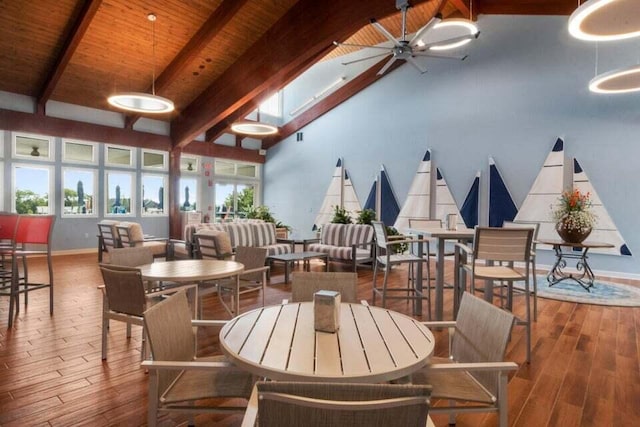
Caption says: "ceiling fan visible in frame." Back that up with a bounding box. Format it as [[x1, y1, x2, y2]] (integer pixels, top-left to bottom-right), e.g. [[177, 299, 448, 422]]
[[333, 0, 480, 75]]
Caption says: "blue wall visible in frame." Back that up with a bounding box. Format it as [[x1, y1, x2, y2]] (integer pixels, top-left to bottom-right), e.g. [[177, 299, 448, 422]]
[[264, 16, 640, 276]]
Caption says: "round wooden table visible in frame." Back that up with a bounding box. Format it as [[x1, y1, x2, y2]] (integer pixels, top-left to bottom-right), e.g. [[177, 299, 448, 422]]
[[219, 302, 435, 383]]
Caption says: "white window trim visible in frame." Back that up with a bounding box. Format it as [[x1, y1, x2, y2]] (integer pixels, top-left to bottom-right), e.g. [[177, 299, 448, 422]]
[[214, 159, 261, 180], [141, 148, 168, 171], [12, 132, 54, 162], [0, 131, 4, 158], [61, 167, 99, 218], [0, 161, 4, 211], [12, 163, 55, 214], [105, 144, 136, 169], [105, 170, 136, 217], [141, 173, 168, 217], [62, 139, 98, 165]]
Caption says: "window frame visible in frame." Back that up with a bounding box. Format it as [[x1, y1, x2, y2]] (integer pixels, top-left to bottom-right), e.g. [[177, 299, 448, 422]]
[[141, 173, 168, 217], [12, 163, 55, 214], [12, 132, 54, 162], [104, 170, 136, 217], [62, 139, 99, 165], [61, 167, 99, 218]]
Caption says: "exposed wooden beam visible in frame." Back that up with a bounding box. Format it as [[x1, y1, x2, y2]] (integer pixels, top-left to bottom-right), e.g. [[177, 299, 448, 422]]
[[0, 108, 170, 151], [171, 0, 441, 149], [37, 0, 103, 114], [168, 148, 182, 239], [476, 0, 576, 16], [447, 0, 470, 18], [183, 141, 265, 164], [125, 0, 250, 129], [262, 58, 404, 149]]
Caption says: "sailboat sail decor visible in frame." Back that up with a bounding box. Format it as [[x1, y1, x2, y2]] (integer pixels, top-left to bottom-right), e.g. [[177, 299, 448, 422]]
[[488, 157, 518, 227], [459, 171, 480, 228], [434, 168, 466, 229], [313, 159, 362, 230], [394, 150, 432, 232]]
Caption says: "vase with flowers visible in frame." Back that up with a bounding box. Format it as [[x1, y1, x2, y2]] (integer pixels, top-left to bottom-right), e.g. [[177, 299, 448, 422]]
[[553, 189, 596, 244]]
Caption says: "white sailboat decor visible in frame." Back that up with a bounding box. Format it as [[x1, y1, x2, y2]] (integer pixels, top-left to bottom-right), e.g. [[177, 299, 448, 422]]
[[488, 157, 518, 227], [343, 168, 362, 222], [573, 159, 631, 256], [514, 138, 565, 244], [313, 159, 362, 230], [460, 171, 480, 228], [364, 166, 402, 227], [434, 168, 466, 229], [394, 150, 432, 232]]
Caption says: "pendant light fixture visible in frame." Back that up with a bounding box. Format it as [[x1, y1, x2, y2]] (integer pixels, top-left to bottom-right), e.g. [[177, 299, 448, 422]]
[[107, 13, 174, 114], [589, 64, 640, 93], [231, 111, 278, 136], [569, 0, 640, 41]]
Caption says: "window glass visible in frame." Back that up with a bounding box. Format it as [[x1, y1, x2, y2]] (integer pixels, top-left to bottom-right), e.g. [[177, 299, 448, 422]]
[[63, 140, 97, 164], [179, 177, 198, 212], [215, 182, 256, 220], [237, 164, 257, 178], [215, 160, 235, 176], [13, 164, 52, 214], [106, 145, 134, 167], [13, 133, 53, 161], [142, 174, 167, 215], [142, 150, 167, 170], [180, 155, 198, 173], [259, 92, 281, 118], [62, 168, 97, 216], [106, 171, 134, 215]]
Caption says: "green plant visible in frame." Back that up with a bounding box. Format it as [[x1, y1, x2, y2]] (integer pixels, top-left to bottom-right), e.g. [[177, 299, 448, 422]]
[[331, 205, 352, 224], [246, 205, 291, 230], [356, 208, 376, 225], [386, 226, 407, 254]]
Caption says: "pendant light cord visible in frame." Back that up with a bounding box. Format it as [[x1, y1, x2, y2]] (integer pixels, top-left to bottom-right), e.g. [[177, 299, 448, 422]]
[[149, 13, 157, 96]]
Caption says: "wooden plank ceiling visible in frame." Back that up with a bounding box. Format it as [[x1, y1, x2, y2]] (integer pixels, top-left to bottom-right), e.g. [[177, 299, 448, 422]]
[[0, 0, 578, 160]]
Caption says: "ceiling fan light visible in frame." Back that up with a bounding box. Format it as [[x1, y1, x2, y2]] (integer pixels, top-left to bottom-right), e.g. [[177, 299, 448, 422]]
[[589, 64, 640, 93], [231, 121, 278, 136], [568, 0, 640, 41], [108, 92, 175, 113], [429, 19, 478, 51]]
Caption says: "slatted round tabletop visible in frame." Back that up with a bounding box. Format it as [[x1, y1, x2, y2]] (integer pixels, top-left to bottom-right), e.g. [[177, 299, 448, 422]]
[[138, 259, 244, 282], [219, 302, 434, 383]]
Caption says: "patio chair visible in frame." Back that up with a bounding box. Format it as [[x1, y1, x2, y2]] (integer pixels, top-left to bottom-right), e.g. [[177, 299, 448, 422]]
[[241, 381, 431, 427], [456, 226, 534, 362], [142, 290, 254, 427], [290, 271, 358, 303], [99, 264, 197, 360], [412, 292, 518, 427], [217, 246, 269, 317], [116, 222, 168, 259], [97, 220, 121, 262], [503, 220, 540, 321], [371, 221, 430, 315], [194, 229, 234, 260]]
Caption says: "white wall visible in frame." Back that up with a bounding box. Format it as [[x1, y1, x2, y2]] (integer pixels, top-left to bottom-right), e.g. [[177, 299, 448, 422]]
[[264, 15, 640, 276]]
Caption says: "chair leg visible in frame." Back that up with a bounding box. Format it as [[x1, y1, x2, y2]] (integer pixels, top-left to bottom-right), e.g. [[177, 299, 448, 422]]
[[47, 253, 54, 315], [382, 262, 391, 308], [531, 258, 538, 321], [498, 372, 509, 427], [372, 260, 379, 306], [147, 371, 159, 427], [102, 296, 109, 360], [524, 277, 532, 364]]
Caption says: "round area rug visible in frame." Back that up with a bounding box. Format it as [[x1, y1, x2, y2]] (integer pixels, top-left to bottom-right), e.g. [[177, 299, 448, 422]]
[[514, 276, 640, 307]]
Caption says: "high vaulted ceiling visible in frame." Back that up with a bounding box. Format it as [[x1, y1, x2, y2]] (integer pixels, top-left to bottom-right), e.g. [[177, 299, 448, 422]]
[[0, 0, 577, 162]]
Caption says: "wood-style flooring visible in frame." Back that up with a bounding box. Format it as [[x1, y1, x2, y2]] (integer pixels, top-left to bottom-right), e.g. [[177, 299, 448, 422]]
[[0, 253, 639, 426]]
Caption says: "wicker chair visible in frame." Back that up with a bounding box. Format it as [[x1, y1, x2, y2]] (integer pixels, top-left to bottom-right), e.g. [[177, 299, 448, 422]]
[[503, 220, 540, 321], [371, 221, 430, 314], [217, 246, 269, 317], [290, 271, 358, 303], [141, 290, 254, 427], [412, 292, 518, 427], [456, 226, 534, 362], [241, 381, 431, 427], [98, 264, 196, 360]]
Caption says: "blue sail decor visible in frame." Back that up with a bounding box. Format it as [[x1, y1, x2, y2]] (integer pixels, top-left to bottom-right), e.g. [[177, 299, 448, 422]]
[[380, 166, 401, 226], [488, 157, 518, 227], [460, 171, 480, 228]]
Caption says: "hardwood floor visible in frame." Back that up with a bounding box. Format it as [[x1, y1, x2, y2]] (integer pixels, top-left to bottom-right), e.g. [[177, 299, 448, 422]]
[[0, 253, 638, 426]]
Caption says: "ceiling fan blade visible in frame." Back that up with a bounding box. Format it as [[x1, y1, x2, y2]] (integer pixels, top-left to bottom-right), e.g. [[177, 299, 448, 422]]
[[412, 52, 468, 60], [333, 41, 391, 51], [370, 18, 401, 47], [377, 56, 397, 75], [406, 57, 427, 74], [342, 52, 390, 66], [416, 33, 479, 51], [409, 15, 442, 47]]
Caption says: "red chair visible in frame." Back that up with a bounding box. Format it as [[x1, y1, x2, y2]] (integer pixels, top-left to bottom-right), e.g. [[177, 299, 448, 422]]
[[0, 213, 21, 308], [5, 215, 55, 327]]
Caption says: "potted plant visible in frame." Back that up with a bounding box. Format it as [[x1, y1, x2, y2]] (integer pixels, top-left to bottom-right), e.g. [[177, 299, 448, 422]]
[[356, 208, 376, 225], [552, 189, 596, 243], [246, 205, 291, 239], [331, 205, 352, 224]]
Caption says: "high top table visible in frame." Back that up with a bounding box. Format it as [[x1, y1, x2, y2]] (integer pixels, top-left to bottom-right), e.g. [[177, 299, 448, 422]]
[[538, 239, 614, 291], [220, 302, 435, 383], [407, 227, 475, 320]]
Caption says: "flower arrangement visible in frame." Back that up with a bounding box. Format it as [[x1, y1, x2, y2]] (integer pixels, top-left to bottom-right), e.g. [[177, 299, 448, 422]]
[[553, 189, 596, 233]]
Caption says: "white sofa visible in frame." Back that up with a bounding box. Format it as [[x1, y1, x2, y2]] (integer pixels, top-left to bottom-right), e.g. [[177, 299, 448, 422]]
[[306, 223, 375, 271]]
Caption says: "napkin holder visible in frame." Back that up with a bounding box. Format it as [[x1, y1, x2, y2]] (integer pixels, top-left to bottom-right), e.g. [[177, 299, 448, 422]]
[[446, 213, 458, 231], [314, 290, 341, 333]]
